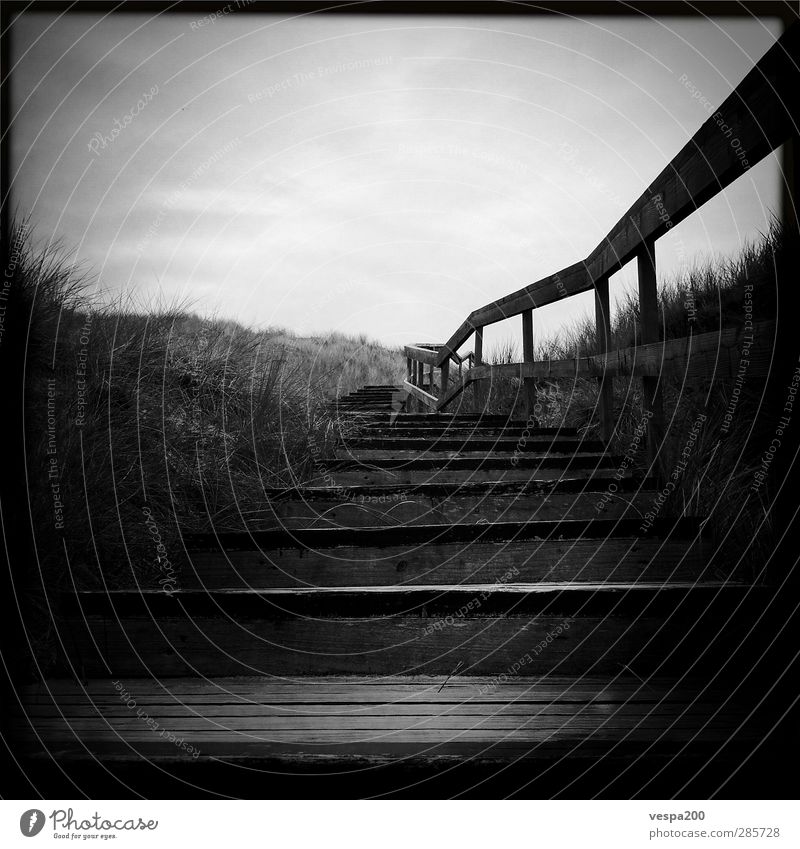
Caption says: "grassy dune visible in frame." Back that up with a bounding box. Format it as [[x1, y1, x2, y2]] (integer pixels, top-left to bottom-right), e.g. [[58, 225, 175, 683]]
[[12, 225, 403, 609], [475, 220, 785, 578]]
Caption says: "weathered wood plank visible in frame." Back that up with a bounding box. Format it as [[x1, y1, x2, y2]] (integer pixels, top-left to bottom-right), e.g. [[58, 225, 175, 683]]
[[466, 321, 774, 382], [402, 379, 437, 410], [244, 487, 656, 528], [16, 675, 755, 703], [185, 538, 708, 589], [59, 599, 771, 678], [638, 238, 665, 472], [595, 276, 614, 442]]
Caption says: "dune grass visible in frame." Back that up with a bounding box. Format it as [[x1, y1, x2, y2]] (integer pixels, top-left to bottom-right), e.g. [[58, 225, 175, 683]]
[[469, 220, 786, 578], [11, 224, 403, 610]]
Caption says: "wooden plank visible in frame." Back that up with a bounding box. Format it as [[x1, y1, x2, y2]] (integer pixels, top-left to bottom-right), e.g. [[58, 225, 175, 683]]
[[402, 380, 437, 410], [638, 238, 665, 473], [186, 515, 702, 551], [339, 448, 597, 461], [440, 357, 450, 399], [403, 345, 438, 365], [465, 321, 774, 381], [184, 538, 707, 589], [327, 465, 613, 486], [595, 275, 614, 442], [58, 602, 772, 678], [435, 24, 800, 364], [473, 326, 487, 413], [17, 675, 755, 702], [21, 701, 740, 719], [522, 308, 537, 420], [437, 370, 474, 411], [70, 582, 748, 616], [341, 436, 604, 451], [232, 488, 657, 528]]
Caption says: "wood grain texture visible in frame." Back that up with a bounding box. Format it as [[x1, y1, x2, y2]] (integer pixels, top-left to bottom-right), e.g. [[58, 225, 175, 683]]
[[60, 589, 773, 678]]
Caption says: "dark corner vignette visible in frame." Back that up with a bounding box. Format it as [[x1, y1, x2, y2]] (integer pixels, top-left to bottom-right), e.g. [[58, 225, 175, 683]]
[[0, 0, 799, 802]]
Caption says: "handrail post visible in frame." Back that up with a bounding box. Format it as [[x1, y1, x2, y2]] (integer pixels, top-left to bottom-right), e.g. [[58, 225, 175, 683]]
[[473, 326, 486, 414], [440, 356, 450, 402], [637, 238, 664, 475], [594, 276, 614, 443], [521, 309, 535, 422]]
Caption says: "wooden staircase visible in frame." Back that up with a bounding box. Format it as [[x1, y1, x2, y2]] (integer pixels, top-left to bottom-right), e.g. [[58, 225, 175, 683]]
[[17, 386, 791, 797]]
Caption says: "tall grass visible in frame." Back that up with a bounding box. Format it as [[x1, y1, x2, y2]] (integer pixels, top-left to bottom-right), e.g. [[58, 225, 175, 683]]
[[11, 224, 404, 608], [475, 220, 786, 578]]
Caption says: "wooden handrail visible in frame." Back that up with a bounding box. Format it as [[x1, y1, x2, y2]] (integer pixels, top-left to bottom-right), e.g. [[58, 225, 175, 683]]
[[432, 23, 799, 367], [401, 23, 798, 443], [432, 321, 774, 412]]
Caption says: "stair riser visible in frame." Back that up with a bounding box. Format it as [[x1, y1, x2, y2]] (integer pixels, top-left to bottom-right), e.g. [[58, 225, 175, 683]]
[[342, 415, 543, 425], [327, 468, 614, 485], [242, 491, 657, 527], [340, 440, 604, 453], [334, 449, 603, 460], [185, 538, 707, 588], [355, 428, 576, 439], [62, 613, 764, 678]]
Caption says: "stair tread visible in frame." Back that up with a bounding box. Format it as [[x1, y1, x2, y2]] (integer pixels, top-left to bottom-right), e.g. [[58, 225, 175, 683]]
[[77, 581, 752, 595], [185, 516, 702, 549], [17, 675, 779, 763], [253, 477, 658, 499]]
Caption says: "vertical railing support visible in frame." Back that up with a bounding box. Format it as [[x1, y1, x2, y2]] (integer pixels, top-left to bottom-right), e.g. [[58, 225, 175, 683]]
[[440, 356, 450, 405], [473, 326, 486, 414], [594, 276, 614, 444], [521, 309, 536, 422], [637, 238, 664, 475]]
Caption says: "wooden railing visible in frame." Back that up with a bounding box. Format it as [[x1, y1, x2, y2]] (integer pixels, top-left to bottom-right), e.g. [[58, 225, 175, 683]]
[[403, 22, 799, 455]]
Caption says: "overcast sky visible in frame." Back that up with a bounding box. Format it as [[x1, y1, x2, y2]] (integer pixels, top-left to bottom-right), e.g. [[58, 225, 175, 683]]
[[10, 11, 783, 350]]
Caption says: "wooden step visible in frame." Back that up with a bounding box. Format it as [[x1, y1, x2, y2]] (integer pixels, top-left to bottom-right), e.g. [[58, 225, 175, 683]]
[[318, 454, 618, 485], [338, 437, 606, 454], [58, 584, 776, 678], [17, 675, 782, 765], [184, 517, 708, 588], [234, 477, 659, 528], [340, 413, 553, 426], [354, 427, 577, 438]]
